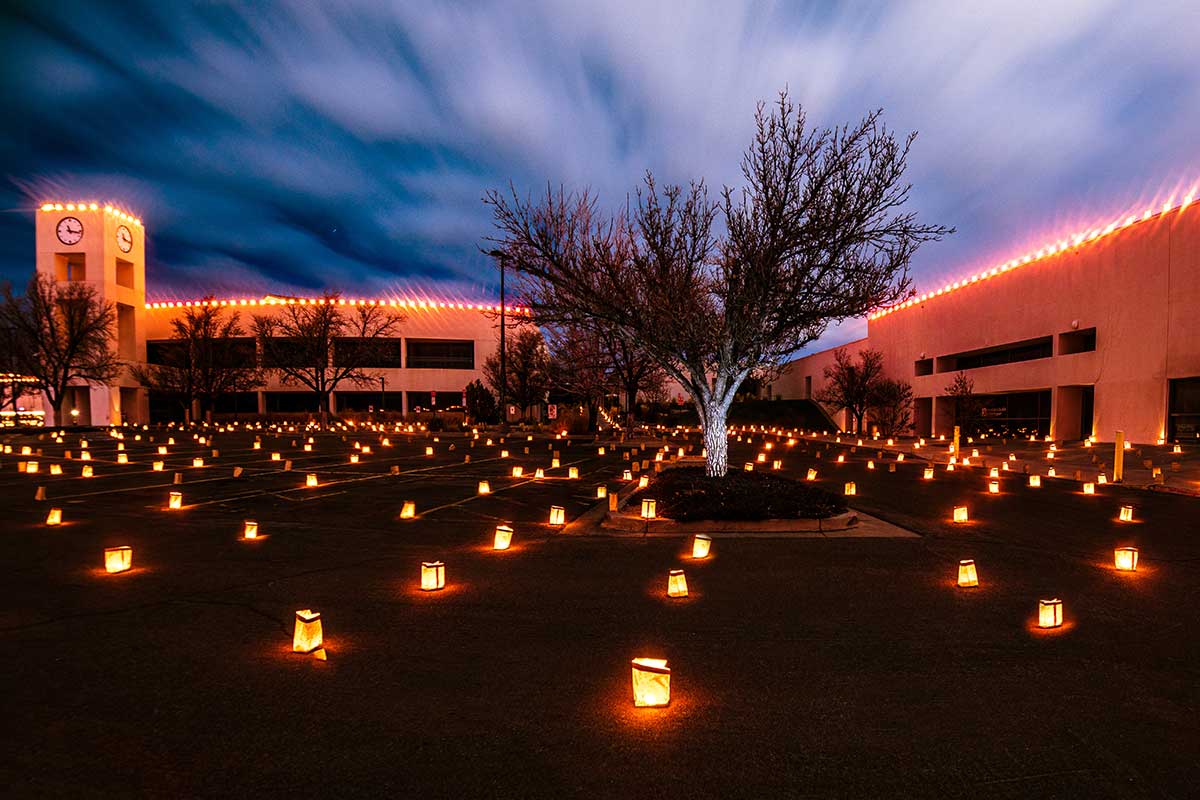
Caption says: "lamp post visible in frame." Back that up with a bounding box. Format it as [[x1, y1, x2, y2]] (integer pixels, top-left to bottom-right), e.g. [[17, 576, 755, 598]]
[[487, 249, 508, 430]]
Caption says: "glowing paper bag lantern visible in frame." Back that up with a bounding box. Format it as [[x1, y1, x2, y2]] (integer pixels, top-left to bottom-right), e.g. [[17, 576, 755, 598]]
[[597, 485, 608, 499], [81, 465, 93, 478], [50, 464, 62, 475], [292, 609, 323, 653], [478, 480, 491, 494], [400, 501, 416, 519], [303, 444, 312, 452], [953, 506, 968, 523], [1097, 474, 1107, 484], [421, 561, 446, 591], [500, 449, 509, 458], [743, 462, 754, 472], [25, 461, 39, 473], [667, 569, 688, 598], [1047, 468, 1056, 478], [152, 460, 164, 471], [271, 452, 281, 461], [512, 466, 524, 478], [243, 520, 259, 539], [641, 499, 657, 519], [45, 507, 62, 526], [168, 491, 183, 510], [534, 468, 545, 479], [836, 454, 845, 464], [1028, 475, 1041, 488], [158, 446, 168, 455], [622, 469, 633, 481], [957, 559, 978, 587], [772, 460, 782, 470], [549, 505, 566, 526], [551, 458, 561, 468], [866, 460, 875, 470], [80, 451, 91, 461], [692, 534, 712, 559], [425, 446, 434, 456], [1118, 505, 1134, 522], [896, 453, 905, 462], [305, 473, 318, 488], [988, 480, 999, 494], [1038, 598, 1063, 629], [806, 468, 817, 481], [844, 482, 857, 496], [1114, 546, 1138, 571], [631, 658, 671, 707], [568, 466, 579, 479], [989, 467, 999, 478], [1083, 482, 1095, 494], [923, 468, 934, 480], [192, 457, 204, 467], [349, 454, 359, 463], [493, 525, 513, 550], [104, 546, 133, 573]]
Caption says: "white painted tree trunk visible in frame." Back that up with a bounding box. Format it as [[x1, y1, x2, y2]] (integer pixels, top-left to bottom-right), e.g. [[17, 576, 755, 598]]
[[699, 396, 734, 478]]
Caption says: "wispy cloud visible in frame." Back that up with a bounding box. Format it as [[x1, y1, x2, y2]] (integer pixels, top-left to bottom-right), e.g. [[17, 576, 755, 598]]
[[1, 0, 1196, 347]]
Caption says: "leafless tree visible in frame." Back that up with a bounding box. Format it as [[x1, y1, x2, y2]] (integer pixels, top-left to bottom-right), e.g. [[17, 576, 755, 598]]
[[945, 370, 983, 435], [485, 90, 950, 475], [815, 347, 886, 433], [545, 324, 614, 431], [868, 377, 914, 437], [0, 274, 122, 426], [253, 295, 404, 428], [483, 327, 549, 421], [605, 332, 667, 430], [131, 301, 264, 422]]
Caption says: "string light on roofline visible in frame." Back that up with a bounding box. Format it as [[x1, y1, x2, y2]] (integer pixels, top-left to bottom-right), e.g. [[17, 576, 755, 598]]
[[868, 187, 1197, 321]]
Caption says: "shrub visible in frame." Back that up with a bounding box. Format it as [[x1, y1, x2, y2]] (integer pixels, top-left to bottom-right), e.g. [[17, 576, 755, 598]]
[[651, 467, 846, 521]]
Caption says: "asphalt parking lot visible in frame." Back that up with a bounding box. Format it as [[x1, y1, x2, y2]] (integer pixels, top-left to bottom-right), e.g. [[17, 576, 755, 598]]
[[1, 426, 1197, 798]]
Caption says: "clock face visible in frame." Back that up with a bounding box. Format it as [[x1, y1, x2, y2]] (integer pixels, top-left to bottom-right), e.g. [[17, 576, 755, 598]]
[[56, 217, 84, 245], [116, 225, 133, 252]]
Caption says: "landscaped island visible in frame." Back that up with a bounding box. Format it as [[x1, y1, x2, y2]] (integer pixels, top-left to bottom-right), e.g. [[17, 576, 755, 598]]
[[650, 467, 847, 521]]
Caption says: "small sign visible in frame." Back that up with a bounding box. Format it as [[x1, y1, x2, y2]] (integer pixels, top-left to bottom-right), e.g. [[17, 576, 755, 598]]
[[547, 404, 558, 420]]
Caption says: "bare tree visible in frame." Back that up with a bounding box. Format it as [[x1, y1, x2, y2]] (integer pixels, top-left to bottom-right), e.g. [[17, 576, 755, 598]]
[[483, 327, 549, 421], [546, 324, 614, 431], [868, 377, 914, 437], [485, 90, 950, 475], [253, 295, 404, 428], [605, 331, 667, 430], [815, 347, 886, 433], [945, 371, 983, 435], [131, 301, 264, 422], [0, 274, 121, 426]]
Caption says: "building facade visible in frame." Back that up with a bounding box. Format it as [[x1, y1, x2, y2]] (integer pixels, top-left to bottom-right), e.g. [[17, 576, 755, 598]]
[[777, 196, 1200, 444], [30, 202, 510, 426]]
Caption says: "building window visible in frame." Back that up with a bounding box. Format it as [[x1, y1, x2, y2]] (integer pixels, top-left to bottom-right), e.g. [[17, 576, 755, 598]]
[[937, 336, 1053, 372], [914, 358, 933, 376], [116, 257, 135, 290], [1168, 378, 1200, 440], [334, 337, 403, 368], [265, 392, 320, 413], [117, 303, 137, 360], [54, 253, 86, 282], [1058, 328, 1097, 355], [405, 339, 475, 370]]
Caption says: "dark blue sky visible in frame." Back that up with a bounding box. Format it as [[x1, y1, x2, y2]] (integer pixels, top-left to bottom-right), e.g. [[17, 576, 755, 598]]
[[2, 1, 1197, 349]]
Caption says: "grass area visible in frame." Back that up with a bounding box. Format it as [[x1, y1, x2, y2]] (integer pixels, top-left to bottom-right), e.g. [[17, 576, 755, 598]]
[[652, 466, 847, 521]]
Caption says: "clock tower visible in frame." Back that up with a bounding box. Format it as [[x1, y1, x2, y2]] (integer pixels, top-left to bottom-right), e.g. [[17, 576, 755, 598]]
[[35, 201, 148, 425]]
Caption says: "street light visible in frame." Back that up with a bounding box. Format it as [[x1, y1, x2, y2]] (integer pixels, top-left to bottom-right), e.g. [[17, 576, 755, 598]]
[[487, 249, 508, 429]]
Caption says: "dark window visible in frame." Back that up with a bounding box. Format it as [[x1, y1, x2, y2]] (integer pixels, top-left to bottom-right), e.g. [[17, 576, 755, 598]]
[[147, 340, 185, 365], [213, 392, 258, 413], [265, 392, 320, 413], [914, 358, 933, 376], [937, 337, 1053, 372], [335, 391, 406, 412], [1168, 378, 1200, 440], [1058, 328, 1097, 355], [334, 337, 403, 368], [406, 339, 474, 370], [261, 338, 312, 369], [974, 390, 1053, 437]]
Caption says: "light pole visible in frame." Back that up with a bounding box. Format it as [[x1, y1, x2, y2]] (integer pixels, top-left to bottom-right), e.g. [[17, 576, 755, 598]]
[[488, 249, 508, 430]]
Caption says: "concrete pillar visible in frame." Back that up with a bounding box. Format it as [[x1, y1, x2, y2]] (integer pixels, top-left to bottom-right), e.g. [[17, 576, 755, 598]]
[[401, 391, 409, 417], [257, 391, 266, 415]]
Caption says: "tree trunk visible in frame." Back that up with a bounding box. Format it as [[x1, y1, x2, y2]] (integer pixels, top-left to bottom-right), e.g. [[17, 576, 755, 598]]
[[319, 393, 330, 429], [587, 400, 598, 432], [625, 383, 637, 430], [48, 394, 64, 428], [699, 399, 730, 478]]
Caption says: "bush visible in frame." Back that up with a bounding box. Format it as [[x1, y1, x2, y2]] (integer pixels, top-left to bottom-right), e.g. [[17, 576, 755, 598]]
[[650, 467, 846, 521]]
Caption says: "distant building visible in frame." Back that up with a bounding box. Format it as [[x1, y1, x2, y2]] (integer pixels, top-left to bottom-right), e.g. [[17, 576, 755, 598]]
[[29, 201, 511, 425], [777, 196, 1200, 443]]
